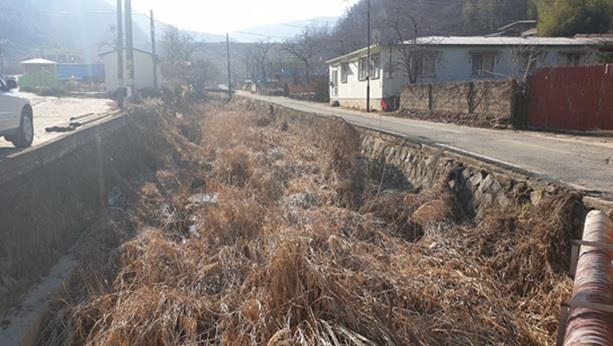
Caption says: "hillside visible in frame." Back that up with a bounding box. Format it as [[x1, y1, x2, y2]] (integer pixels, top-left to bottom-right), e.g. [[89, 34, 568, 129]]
[[333, 0, 535, 53], [0, 0, 151, 68]]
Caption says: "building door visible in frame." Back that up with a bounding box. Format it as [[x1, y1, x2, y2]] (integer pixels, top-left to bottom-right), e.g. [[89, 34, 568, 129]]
[[331, 70, 338, 97]]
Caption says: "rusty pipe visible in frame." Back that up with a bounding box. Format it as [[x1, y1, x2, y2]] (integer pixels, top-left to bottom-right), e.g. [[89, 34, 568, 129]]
[[564, 210, 613, 346]]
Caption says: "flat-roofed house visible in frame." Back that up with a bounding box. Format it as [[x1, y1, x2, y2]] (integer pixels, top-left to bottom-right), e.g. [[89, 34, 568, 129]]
[[327, 35, 612, 111]]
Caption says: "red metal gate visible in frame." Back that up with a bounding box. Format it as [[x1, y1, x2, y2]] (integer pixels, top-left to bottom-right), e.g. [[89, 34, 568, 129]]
[[528, 65, 613, 131]]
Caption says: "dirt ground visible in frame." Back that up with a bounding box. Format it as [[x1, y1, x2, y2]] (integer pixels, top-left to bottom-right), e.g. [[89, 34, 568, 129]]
[[0, 93, 114, 150], [34, 100, 577, 345]]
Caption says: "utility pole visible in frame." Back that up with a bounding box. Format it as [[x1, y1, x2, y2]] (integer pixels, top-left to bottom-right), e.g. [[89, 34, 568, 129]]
[[150, 10, 158, 91], [116, 0, 124, 107], [226, 33, 232, 100], [125, 0, 134, 97], [366, 0, 371, 113]]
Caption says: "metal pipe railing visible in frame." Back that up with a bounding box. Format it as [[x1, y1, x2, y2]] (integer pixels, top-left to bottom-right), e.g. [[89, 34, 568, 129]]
[[563, 210, 613, 346]]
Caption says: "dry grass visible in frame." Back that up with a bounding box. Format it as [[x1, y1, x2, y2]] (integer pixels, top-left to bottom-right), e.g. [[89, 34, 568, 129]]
[[38, 101, 575, 346]]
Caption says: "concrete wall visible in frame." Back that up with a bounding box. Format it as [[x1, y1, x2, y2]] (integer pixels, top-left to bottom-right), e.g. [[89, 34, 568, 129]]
[[101, 49, 162, 93], [0, 113, 159, 317]]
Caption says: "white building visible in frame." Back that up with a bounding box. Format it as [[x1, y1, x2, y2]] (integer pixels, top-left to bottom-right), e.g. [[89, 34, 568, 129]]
[[100, 48, 162, 94], [327, 36, 612, 111]]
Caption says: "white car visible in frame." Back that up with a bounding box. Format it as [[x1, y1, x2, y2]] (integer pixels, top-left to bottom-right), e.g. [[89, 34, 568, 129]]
[[0, 77, 34, 148]]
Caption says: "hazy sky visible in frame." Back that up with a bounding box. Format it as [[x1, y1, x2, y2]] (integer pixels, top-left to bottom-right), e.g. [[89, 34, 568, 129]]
[[130, 0, 360, 34]]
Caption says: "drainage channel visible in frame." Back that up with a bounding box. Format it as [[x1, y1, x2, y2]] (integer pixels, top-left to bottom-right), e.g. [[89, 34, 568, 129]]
[[0, 109, 155, 346], [0, 256, 78, 346], [1, 99, 612, 345]]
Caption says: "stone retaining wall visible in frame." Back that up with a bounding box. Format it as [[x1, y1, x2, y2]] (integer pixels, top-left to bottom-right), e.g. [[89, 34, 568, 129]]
[[233, 95, 591, 220], [359, 129, 564, 219], [400, 79, 524, 128]]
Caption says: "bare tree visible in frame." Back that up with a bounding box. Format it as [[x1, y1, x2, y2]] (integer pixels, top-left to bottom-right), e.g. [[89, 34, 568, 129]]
[[380, 1, 431, 84], [252, 40, 273, 82], [239, 46, 257, 82], [98, 25, 117, 53], [510, 45, 546, 81], [161, 27, 197, 80], [283, 26, 328, 83]]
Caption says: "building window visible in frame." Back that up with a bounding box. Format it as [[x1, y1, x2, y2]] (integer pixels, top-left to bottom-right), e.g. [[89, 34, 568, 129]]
[[358, 54, 380, 81], [340, 63, 349, 83], [471, 53, 496, 77], [358, 57, 368, 81], [415, 52, 437, 78], [561, 52, 582, 66], [370, 53, 380, 79]]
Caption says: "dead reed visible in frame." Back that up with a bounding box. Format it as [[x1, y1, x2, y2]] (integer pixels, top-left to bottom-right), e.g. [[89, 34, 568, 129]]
[[38, 101, 574, 346]]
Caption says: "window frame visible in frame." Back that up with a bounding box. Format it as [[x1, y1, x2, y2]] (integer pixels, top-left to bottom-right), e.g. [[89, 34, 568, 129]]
[[561, 52, 582, 66], [369, 53, 381, 80], [358, 57, 368, 81], [415, 52, 437, 78], [358, 54, 381, 81], [471, 52, 496, 77], [340, 62, 349, 84]]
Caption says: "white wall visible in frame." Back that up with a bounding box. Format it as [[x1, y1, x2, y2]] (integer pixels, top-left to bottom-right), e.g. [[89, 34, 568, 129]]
[[102, 49, 162, 93], [330, 51, 384, 102]]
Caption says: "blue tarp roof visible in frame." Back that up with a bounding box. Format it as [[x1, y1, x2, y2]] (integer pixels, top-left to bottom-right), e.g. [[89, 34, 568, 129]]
[[56, 64, 105, 81]]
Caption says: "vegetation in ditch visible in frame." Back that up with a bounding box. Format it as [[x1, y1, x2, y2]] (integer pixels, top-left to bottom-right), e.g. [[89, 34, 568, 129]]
[[38, 99, 577, 345]]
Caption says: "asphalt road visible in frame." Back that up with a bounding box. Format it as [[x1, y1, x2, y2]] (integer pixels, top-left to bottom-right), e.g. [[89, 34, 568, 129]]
[[237, 91, 613, 198], [0, 93, 114, 159]]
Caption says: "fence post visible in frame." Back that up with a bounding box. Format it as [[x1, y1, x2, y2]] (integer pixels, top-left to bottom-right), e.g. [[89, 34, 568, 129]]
[[468, 81, 476, 114], [428, 84, 433, 111]]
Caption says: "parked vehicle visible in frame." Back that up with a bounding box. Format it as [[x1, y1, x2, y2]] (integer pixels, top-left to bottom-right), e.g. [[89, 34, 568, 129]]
[[0, 77, 34, 148]]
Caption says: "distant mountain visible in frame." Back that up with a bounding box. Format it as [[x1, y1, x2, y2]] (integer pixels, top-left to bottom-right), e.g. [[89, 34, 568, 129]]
[[230, 17, 339, 43], [190, 32, 227, 43], [0, 0, 339, 74]]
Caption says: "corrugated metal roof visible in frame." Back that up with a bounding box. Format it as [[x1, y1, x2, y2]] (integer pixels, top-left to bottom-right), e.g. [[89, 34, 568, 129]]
[[405, 35, 607, 46], [327, 35, 613, 64]]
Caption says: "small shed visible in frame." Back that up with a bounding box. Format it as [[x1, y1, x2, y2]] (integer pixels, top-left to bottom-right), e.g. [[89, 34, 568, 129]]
[[100, 48, 162, 93], [19, 58, 60, 89]]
